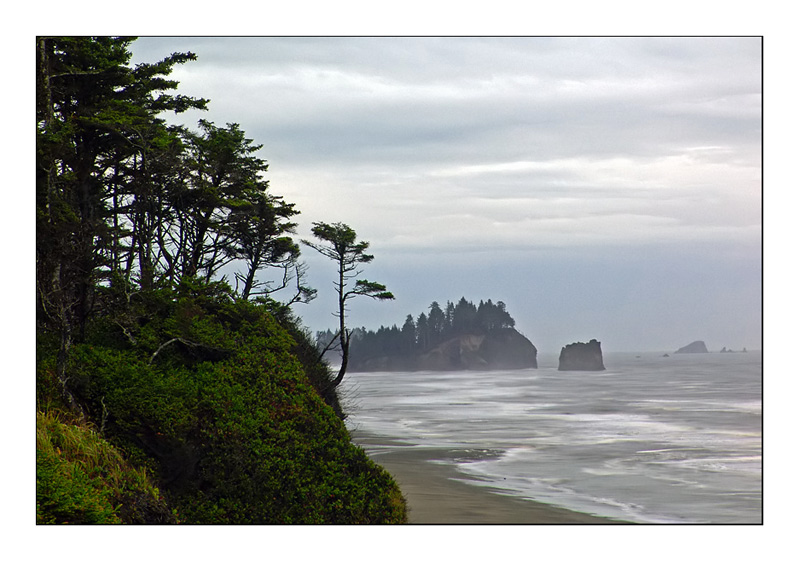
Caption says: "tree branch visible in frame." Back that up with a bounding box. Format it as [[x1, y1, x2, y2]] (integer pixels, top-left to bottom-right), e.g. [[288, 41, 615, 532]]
[[316, 330, 342, 362], [148, 337, 230, 365], [149, 338, 182, 364], [115, 321, 137, 346]]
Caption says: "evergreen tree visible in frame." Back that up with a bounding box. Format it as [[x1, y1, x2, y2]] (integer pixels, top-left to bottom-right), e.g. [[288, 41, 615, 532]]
[[428, 301, 446, 346], [416, 312, 429, 352], [176, 120, 266, 281], [303, 222, 394, 389], [452, 297, 478, 335], [444, 301, 456, 338], [36, 36, 208, 411], [401, 315, 417, 355]]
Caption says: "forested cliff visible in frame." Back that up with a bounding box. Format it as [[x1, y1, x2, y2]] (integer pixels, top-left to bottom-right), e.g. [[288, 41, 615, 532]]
[[35, 36, 405, 524]]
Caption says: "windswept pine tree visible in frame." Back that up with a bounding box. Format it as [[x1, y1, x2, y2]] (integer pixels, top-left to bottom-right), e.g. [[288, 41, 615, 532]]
[[37, 36, 209, 409], [303, 222, 394, 391]]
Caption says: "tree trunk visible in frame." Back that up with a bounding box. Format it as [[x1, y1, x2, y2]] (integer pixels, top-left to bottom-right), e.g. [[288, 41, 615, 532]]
[[330, 260, 349, 389], [240, 254, 260, 300]]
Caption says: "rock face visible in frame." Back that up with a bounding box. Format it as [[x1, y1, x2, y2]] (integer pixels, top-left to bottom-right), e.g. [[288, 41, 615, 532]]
[[477, 328, 539, 370], [675, 340, 708, 354], [417, 334, 488, 370], [352, 328, 538, 371], [558, 339, 605, 371], [418, 328, 538, 370]]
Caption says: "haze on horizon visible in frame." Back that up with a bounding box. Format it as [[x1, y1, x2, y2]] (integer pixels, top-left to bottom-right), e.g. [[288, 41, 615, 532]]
[[130, 36, 762, 353]]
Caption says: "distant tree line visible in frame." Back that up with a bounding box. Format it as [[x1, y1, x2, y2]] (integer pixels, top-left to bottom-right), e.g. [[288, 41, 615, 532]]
[[316, 297, 516, 361]]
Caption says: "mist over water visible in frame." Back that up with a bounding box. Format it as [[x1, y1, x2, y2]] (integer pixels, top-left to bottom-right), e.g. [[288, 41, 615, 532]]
[[341, 351, 762, 523]]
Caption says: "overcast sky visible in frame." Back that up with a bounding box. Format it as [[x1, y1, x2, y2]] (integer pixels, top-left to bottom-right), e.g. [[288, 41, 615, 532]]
[[130, 37, 762, 352]]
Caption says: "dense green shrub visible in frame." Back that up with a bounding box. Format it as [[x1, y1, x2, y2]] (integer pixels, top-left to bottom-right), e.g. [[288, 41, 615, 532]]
[[38, 284, 406, 524]]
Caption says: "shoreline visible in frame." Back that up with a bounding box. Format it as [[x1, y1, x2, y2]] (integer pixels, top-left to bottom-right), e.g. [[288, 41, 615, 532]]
[[353, 431, 627, 524]]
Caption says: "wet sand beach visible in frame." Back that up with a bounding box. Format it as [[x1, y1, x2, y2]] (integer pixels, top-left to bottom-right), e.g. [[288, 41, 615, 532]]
[[353, 432, 626, 524]]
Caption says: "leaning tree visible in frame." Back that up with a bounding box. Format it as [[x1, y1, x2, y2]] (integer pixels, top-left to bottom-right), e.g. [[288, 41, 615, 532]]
[[302, 222, 394, 389]]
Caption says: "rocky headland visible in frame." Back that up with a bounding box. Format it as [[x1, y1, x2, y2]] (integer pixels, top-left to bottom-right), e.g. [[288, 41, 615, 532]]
[[351, 328, 538, 372]]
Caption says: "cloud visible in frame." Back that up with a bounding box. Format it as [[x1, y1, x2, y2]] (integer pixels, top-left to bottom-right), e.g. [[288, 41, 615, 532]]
[[129, 37, 762, 349], [147, 37, 760, 167]]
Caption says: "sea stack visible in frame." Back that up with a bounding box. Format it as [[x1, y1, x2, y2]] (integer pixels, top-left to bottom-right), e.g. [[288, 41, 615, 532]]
[[352, 328, 538, 372], [558, 339, 605, 371], [675, 341, 708, 354]]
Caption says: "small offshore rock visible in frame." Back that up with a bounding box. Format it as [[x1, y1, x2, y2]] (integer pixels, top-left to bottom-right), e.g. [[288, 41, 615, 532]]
[[558, 339, 605, 371], [675, 340, 708, 354]]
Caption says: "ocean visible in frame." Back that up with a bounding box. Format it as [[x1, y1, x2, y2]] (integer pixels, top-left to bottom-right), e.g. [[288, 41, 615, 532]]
[[340, 350, 762, 524]]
